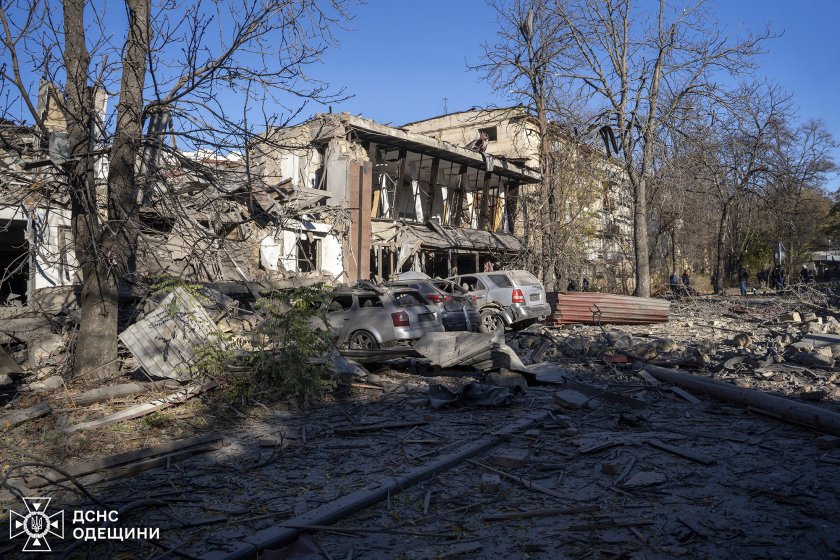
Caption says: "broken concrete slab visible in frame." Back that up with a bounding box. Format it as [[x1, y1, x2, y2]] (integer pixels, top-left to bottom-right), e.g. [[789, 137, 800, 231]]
[[552, 389, 590, 410]]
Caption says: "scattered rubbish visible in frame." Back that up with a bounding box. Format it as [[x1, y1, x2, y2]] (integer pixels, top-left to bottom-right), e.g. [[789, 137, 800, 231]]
[[428, 382, 521, 409]]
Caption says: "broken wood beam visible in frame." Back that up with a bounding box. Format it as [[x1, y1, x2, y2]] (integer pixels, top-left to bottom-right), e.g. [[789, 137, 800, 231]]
[[646, 438, 716, 465], [334, 420, 428, 435], [0, 401, 51, 429], [204, 410, 552, 560], [636, 363, 840, 436], [63, 380, 217, 432], [482, 504, 600, 521], [71, 381, 183, 407], [25, 433, 222, 488], [466, 459, 565, 499], [73, 442, 224, 486]]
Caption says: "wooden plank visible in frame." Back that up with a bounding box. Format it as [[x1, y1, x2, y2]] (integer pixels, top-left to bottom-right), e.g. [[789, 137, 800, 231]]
[[483, 505, 600, 521], [26, 433, 222, 488], [63, 380, 218, 432], [641, 368, 699, 403], [72, 442, 224, 486], [562, 379, 648, 409], [71, 381, 182, 406], [636, 369, 661, 386], [334, 420, 428, 435], [0, 401, 51, 429], [646, 438, 716, 465], [668, 386, 701, 405]]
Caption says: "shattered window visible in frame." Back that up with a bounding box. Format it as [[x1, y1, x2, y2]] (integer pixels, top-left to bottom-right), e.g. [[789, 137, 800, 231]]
[[393, 292, 425, 308], [297, 237, 320, 272], [327, 295, 353, 312], [357, 295, 383, 308], [487, 274, 513, 288]]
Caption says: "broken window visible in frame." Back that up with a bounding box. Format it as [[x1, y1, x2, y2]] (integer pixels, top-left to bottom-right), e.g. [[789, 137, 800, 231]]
[[296, 237, 320, 272], [0, 219, 29, 305], [357, 295, 383, 308], [478, 126, 497, 142], [327, 294, 353, 312]]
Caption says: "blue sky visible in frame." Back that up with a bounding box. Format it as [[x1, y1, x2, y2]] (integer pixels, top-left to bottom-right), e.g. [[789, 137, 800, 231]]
[[315, 0, 840, 190]]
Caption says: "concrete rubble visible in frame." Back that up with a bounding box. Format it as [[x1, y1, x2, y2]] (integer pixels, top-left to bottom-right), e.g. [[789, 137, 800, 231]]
[[0, 290, 839, 558]]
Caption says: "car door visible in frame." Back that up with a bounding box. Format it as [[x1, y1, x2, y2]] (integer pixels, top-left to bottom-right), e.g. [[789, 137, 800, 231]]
[[458, 275, 489, 308], [325, 294, 356, 343]]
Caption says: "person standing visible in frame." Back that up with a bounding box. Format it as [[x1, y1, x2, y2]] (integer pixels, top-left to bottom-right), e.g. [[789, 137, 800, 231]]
[[681, 271, 690, 288], [711, 270, 719, 294], [669, 271, 679, 293], [582, 277, 590, 291], [567, 278, 578, 291], [739, 266, 749, 296]]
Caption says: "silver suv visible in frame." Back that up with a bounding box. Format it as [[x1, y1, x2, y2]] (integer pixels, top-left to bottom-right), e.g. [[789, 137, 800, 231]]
[[446, 270, 550, 333]]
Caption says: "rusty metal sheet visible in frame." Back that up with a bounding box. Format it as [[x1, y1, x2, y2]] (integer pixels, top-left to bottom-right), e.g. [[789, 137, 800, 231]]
[[545, 292, 669, 326]]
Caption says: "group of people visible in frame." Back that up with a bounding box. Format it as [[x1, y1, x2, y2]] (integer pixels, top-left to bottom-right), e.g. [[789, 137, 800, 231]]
[[755, 266, 787, 290], [669, 270, 692, 294], [566, 277, 590, 291], [668, 262, 821, 297]]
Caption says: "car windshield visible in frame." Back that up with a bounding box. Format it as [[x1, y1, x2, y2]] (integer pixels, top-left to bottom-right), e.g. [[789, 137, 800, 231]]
[[510, 270, 541, 286], [487, 274, 513, 288]]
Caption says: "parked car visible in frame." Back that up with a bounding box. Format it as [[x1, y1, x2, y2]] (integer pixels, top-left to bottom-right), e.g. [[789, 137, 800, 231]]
[[324, 287, 443, 349], [446, 270, 551, 333], [384, 278, 480, 332]]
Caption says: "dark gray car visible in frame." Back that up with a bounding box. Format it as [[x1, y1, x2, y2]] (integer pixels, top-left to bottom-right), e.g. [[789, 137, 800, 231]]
[[325, 288, 444, 349], [384, 279, 480, 332], [447, 270, 551, 333]]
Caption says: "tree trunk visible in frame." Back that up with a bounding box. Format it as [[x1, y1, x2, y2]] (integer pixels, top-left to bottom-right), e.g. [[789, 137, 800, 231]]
[[63, 0, 113, 378], [715, 201, 730, 287], [68, 0, 150, 378], [632, 174, 650, 297]]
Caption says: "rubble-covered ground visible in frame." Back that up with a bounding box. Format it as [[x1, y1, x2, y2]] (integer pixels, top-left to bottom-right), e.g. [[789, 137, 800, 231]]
[[2, 289, 840, 559]]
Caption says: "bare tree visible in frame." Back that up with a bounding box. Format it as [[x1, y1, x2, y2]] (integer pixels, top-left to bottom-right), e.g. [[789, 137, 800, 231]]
[[552, 0, 770, 296], [472, 0, 572, 288], [0, 0, 351, 376]]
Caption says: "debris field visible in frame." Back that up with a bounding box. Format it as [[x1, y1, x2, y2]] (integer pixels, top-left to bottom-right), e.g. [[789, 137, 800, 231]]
[[2, 290, 840, 559]]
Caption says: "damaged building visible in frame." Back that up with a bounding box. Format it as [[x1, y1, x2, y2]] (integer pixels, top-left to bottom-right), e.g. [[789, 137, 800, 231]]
[[403, 107, 635, 291], [250, 113, 542, 282]]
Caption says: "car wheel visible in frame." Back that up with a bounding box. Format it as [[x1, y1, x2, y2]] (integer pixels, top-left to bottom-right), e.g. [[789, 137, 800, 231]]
[[479, 309, 504, 334], [348, 330, 379, 350]]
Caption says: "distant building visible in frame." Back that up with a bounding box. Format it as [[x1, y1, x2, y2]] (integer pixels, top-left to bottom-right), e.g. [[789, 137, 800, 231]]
[[404, 107, 634, 291]]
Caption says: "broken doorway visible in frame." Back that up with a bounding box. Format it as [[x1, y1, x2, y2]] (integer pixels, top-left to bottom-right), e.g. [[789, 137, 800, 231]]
[[0, 219, 29, 305]]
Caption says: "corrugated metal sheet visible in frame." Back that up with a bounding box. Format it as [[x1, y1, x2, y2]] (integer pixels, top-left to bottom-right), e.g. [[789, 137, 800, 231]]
[[545, 292, 669, 326], [119, 287, 223, 381]]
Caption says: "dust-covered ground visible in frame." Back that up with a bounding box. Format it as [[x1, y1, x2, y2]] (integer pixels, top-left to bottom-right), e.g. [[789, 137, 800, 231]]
[[2, 289, 840, 559]]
